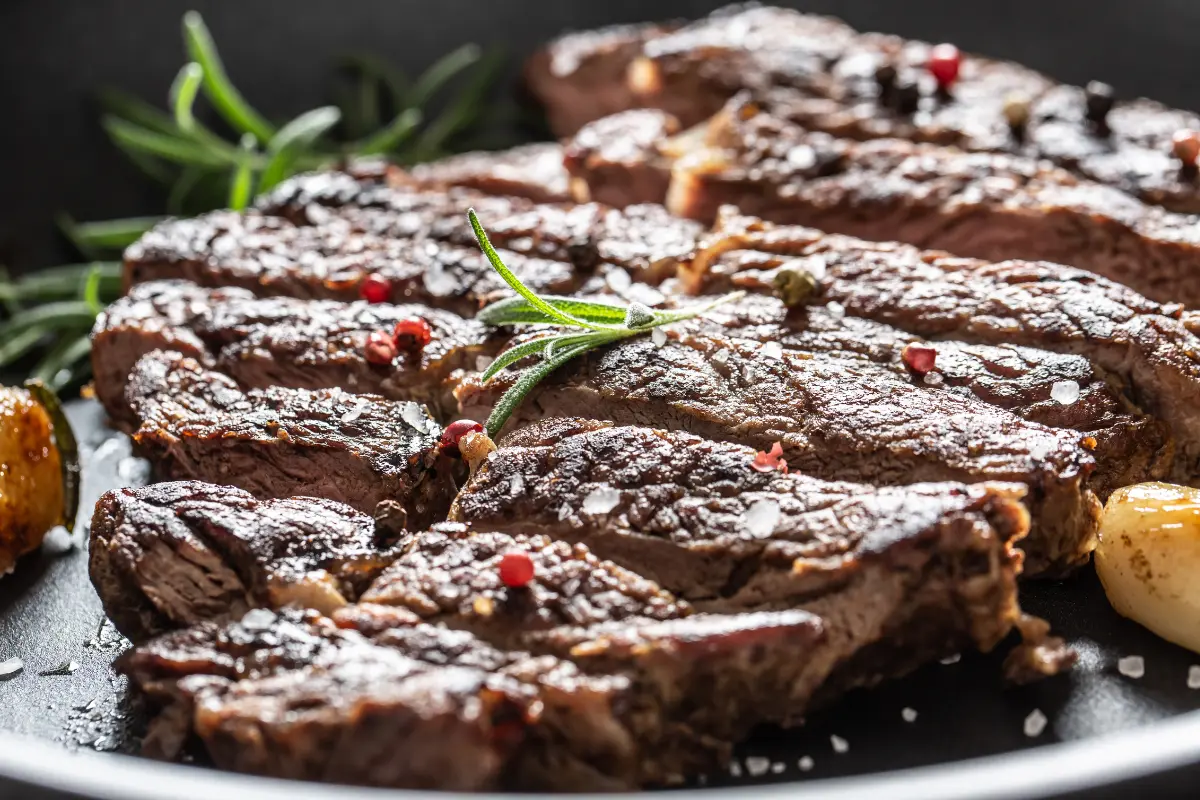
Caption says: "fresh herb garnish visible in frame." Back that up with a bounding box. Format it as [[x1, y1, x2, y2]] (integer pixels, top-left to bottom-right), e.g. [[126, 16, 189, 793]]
[[0, 12, 505, 391], [468, 209, 742, 437]]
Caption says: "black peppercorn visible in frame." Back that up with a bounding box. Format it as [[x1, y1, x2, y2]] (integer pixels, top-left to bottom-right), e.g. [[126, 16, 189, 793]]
[[893, 79, 921, 115], [874, 63, 897, 95], [1084, 80, 1115, 127]]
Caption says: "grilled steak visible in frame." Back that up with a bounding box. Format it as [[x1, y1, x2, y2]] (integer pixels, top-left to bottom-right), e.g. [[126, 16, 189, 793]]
[[89, 481, 398, 641], [531, 4, 1200, 214], [679, 295, 1172, 497], [457, 336, 1101, 576], [687, 211, 1200, 481], [92, 280, 502, 426], [124, 350, 456, 524], [565, 94, 1200, 306], [406, 143, 573, 203]]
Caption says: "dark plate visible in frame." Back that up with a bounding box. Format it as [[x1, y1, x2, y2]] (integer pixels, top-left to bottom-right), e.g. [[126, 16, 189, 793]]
[[1, 401, 1200, 798]]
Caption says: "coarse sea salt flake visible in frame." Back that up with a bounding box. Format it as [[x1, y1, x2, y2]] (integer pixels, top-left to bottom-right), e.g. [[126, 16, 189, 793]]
[[827, 301, 845, 319], [771, 762, 785, 774], [1051, 379, 1080, 405], [761, 341, 784, 360], [508, 474, 525, 497], [401, 404, 429, 432], [340, 405, 364, 423], [729, 761, 742, 778], [1024, 709, 1047, 737], [583, 487, 621, 515], [743, 499, 780, 538], [1118, 655, 1145, 679], [798, 756, 814, 772], [605, 268, 632, 293], [627, 283, 666, 306], [830, 735, 849, 754], [1188, 665, 1200, 689], [652, 327, 668, 347], [745, 756, 770, 777], [940, 653, 961, 665], [712, 349, 730, 365], [0, 658, 23, 680], [475, 355, 494, 372], [901, 707, 918, 722]]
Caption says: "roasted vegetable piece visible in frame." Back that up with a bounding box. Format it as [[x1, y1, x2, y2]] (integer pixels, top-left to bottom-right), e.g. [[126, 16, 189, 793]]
[[1095, 482, 1200, 654], [0, 383, 78, 576]]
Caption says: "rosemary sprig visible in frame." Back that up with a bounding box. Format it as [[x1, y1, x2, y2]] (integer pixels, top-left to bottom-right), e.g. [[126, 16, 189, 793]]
[[1, 11, 504, 390], [469, 209, 743, 437]]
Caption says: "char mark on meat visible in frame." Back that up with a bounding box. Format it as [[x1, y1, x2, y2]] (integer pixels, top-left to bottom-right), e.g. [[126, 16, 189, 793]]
[[124, 350, 456, 525], [686, 210, 1200, 482], [92, 280, 503, 427], [89, 481, 398, 641], [457, 333, 1101, 577], [532, 4, 1200, 215]]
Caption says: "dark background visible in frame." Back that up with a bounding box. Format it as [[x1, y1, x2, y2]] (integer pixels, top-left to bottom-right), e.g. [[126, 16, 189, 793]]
[[2, 0, 1200, 272]]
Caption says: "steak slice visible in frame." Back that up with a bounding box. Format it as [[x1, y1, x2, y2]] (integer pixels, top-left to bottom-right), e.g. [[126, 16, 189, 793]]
[[92, 280, 503, 426], [119, 607, 630, 790], [679, 294, 1173, 497], [89, 481, 398, 642], [125, 350, 455, 525], [123, 207, 581, 316], [688, 211, 1200, 481], [456, 336, 1101, 576], [405, 143, 573, 203], [564, 95, 1200, 306], [532, 4, 1200, 214]]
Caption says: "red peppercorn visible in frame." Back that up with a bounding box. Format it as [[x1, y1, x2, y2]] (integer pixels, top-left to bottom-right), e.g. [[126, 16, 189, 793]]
[[359, 274, 391, 304], [1173, 129, 1200, 167], [364, 331, 397, 364], [927, 44, 961, 90], [498, 551, 535, 588], [440, 419, 485, 457], [902, 343, 938, 376], [392, 317, 433, 351]]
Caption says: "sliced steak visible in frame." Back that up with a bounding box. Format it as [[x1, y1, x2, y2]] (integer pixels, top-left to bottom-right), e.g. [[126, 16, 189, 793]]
[[679, 294, 1173, 496], [89, 481, 398, 641], [125, 350, 456, 525], [616, 92, 1200, 306], [687, 211, 1200, 481], [93, 280, 503, 426], [123, 207, 581, 316], [524, 21, 677, 136], [532, 4, 1200, 214], [405, 143, 573, 203], [563, 110, 681, 209], [457, 335, 1100, 576]]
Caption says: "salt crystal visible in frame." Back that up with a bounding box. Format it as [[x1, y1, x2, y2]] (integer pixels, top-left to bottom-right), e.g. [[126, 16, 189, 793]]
[[771, 761, 786, 774], [582, 487, 621, 515], [605, 267, 632, 293], [827, 301, 846, 319], [1188, 666, 1200, 689], [401, 403, 430, 433], [1024, 709, 1048, 738], [830, 735, 849, 754], [761, 341, 784, 360], [240, 608, 276, 631], [652, 327, 668, 347], [423, 261, 457, 295], [508, 474, 525, 497], [923, 371, 945, 387], [940, 653, 961, 665], [1118, 655, 1145, 679], [475, 355, 494, 372], [745, 756, 770, 777], [742, 364, 756, 383], [743, 499, 781, 538], [787, 145, 817, 169], [340, 405, 364, 423], [712, 349, 730, 365], [626, 283, 666, 307], [1051, 379, 1081, 405], [0, 658, 23, 680], [798, 756, 814, 772], [901, 707, 918, 723], [558, 504, 572, 521], [729, 761, 743, 778]]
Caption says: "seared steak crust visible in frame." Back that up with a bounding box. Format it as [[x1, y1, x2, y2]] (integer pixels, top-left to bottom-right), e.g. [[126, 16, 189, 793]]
[[689, 212, 1200, 481], [125, 350, 455, 525], [89, 481, 397, 641], [457, 336, 1100, 576], [597, 92, 1200, 306], [532, 4, 1200, 214], [406, 143, 573, 203], [93, 281, 502, 426]]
